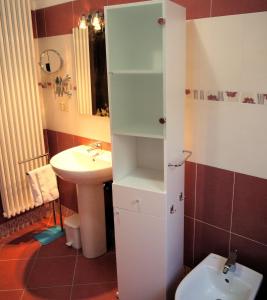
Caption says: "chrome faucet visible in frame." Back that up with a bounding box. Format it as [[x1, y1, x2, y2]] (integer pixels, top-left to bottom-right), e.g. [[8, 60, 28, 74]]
[[223, 249, 238, 274], [87, 142, 102, 151]]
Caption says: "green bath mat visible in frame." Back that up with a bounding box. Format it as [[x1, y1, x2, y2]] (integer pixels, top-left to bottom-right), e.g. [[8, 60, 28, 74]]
[[34, 226, 64, 245]]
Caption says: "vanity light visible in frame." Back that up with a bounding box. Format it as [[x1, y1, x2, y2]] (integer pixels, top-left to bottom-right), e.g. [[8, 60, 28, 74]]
[[79, 11, 104, 32], [79, 15, 88, 29]]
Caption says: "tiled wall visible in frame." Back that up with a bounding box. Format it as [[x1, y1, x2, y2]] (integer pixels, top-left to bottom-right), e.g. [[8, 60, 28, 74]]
[[31, 0, 267, 39], [45, 129, 111, 212], [35, 0, 267, 296], [184, 161, 267, 297]]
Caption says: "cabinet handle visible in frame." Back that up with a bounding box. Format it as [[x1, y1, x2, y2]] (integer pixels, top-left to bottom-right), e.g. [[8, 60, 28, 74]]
[[159, 117, 166, 124], [158, 17, 166, 25]]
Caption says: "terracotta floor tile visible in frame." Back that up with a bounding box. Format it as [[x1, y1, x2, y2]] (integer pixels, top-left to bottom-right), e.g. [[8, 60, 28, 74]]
[[0, 259, 33, 290], [74, 252, 117, 284], [0, 235, 40, 260], [22, 286, 71, 300], [37, 236, 77, 258], [27, 256, 76, 288], [71, 282, 117, 300], [0, 290, 23, 300]]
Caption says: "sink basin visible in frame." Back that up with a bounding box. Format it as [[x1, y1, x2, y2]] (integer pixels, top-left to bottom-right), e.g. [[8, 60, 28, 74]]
[[50, 145, 112, 184], [175, 253, 262, 300], [50, 145, 112, 259]]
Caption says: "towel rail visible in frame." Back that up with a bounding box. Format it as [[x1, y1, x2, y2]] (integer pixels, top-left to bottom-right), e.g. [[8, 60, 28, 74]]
[[168, 150, 192, 167], [18, 153, 49, 164]]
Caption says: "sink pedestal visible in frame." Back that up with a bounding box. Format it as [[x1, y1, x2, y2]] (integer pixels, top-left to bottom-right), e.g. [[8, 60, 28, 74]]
[[76, 184, 107, 258]]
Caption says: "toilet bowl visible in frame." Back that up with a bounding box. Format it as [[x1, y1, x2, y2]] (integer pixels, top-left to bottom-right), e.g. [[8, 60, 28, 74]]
[[175, 253, 262, 300]]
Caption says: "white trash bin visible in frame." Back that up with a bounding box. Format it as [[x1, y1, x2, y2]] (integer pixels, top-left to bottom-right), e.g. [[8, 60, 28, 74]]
[[64, 213, 82, 249]]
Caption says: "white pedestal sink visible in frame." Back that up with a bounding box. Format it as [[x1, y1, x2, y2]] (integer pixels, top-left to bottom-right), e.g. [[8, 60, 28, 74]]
[[50, 145, 112, 258]]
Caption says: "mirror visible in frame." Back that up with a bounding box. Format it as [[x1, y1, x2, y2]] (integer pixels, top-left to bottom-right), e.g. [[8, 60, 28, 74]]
[[89, 28, 109, 116], [39, 49, 63, 74], [73, 26, 109, 116]]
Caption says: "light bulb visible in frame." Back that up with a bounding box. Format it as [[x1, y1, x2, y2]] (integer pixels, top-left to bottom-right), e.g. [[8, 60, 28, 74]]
[[91, 13, 102, 31], [79, 15, 87, 29]]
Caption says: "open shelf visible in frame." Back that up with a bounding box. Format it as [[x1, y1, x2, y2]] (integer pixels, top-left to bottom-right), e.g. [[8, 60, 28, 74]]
[[112, 127, 164, 139], [110, 73, 164, 138], [115, 167, 164, 193], [106, 2, 163, 72], [112, 135, 164, 193]]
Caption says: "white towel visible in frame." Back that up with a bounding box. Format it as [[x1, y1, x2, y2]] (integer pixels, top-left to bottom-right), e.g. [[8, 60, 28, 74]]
[[27, 164, 59, 206]]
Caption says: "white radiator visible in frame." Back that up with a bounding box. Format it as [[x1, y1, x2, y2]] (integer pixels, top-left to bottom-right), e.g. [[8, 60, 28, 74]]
[[73, 27, 92, 115], [0, 0, 46, 218]]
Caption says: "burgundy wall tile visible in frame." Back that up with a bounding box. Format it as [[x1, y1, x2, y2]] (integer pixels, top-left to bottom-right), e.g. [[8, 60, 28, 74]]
[[102, 141, 112, 151], [173, 0, 211, 19], [212, 0, 267, 17], [22, 286, 71, 300], [231, 234, 267, 276], [57, 132, 75, 152], [184, 216, 194, 267], [31, 11, 37, 39], [73, 135, 93, 146], [194, 220, 229, 265], [196, 164, 234, 230], [184, 161, 196, 217], [107, 0, 144, 6], [73, 0, 107, 29], [232, 173, 267, 245], [0, 196, 5, 224], [57, 178, 78, 212], [46, 130, 58, 158], [231, 234, 267, 299], [35, 9, 46, 38], [43, 129, 49, 153], [45, 2, 74, 37]]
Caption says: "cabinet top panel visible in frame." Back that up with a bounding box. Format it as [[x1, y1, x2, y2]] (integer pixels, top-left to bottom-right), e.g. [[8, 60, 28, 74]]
[[105, 0, 165, 10]]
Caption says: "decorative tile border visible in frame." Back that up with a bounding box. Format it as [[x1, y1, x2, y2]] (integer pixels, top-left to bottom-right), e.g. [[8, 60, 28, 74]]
[[185, 89, 267, 105]]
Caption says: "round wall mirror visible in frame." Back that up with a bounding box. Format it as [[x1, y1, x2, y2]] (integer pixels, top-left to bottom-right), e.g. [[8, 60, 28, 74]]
[[39, 49, 63, 74]]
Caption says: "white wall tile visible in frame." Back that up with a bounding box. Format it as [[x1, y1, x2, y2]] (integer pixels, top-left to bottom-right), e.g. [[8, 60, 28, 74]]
[[185, 12, 267, 179], [37, 34, 111, 142]]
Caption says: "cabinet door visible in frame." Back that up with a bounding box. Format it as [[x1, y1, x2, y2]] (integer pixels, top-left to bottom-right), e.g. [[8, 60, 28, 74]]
[[114, 208, 166, 300]]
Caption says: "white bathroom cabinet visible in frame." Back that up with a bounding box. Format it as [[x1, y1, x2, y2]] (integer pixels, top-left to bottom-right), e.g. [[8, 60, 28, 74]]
[[105, 0, 185, 299]]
